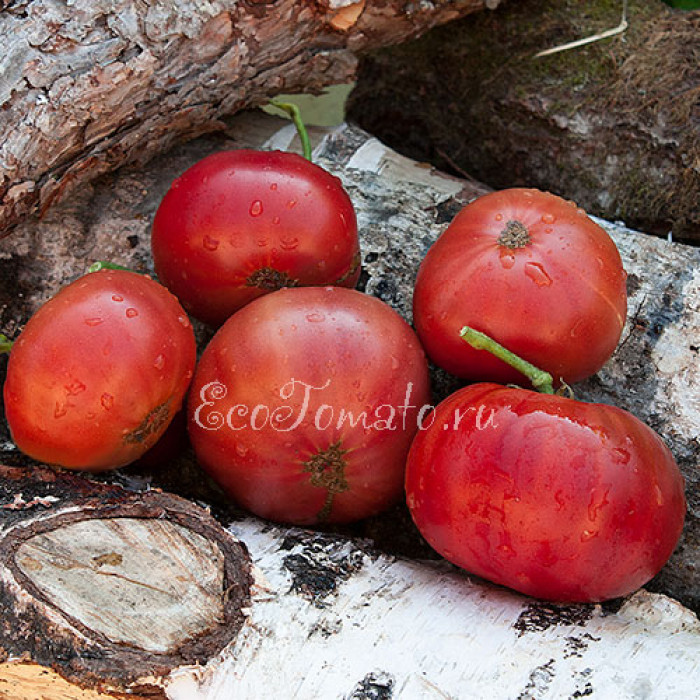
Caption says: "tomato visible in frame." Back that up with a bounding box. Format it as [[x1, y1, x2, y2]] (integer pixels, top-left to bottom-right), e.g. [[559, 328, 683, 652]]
[[151, 149, 360, 327], [405, 383, 686, 603], [413, 188, 627, 384], [3, 270, 196, 471], [188, 286, 431, 525]]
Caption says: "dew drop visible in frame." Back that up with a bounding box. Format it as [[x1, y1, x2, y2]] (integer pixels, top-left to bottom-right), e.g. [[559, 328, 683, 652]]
[[65, 379, 86, 396], [126, 307, 139, 318], [54, 402, 68, 418], [305, 312, 325, 323], [272, 216, 281, 225], [235, 443, 249, 457], [391, 355, 400, 370], [580, 529, 598, 542], [178, 315, 191, 328], [543, 227, 554, 234], [86, 411, 97, 421], [280, 236, 299, 251], [257, 237, 268, 248], [494, 213, 504, 222], [524, 262, 552, 287], [249, 200, 263, 217], [541, 213, 556, 225], [154, 354, 165, 370], [111, 294, 124, 303], [612, 447, 630, 464], [203, 235, 220, 251], [499, 250, 516, 270], [286, 199, 298, 209], [270, 183, 278, 191], [84, 317, 103, 327]]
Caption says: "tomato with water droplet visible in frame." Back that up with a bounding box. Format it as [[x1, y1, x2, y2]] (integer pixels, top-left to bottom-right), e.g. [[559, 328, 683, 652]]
[[413, 188, 627, 384], [188, 286, 430, 525], [151, 150, 361, 327], [405, 382, 686, 603], [3, 270, 196, 471]]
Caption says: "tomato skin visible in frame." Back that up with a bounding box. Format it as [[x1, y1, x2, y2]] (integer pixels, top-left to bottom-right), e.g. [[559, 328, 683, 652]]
[[188, 286, 431, 525], [151, 149, 360, 327], [405, 384, 686, 603], [3, 271, 196, 471], [413, 189, 627, 384]]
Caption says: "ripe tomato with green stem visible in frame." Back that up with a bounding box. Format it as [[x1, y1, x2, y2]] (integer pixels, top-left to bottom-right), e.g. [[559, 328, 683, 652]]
[[413, 188, 628, 385], [3, 269, 196, 471], [188, 285, 431, 525], [405, 327, 686, 603], [151, 102, 360, 327]]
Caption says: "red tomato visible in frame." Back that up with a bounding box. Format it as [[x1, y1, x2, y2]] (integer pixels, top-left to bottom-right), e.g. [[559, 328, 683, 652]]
[[3, 270, 196, 471], [413, 189, 627, 384], [188, 286, 431, 525], [151, 149, 360, 327], [405, 384, 686, 603]]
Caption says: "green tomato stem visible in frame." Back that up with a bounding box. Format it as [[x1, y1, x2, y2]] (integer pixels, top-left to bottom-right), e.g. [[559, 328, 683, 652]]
[[459, 326, 556, 394], [87, 261, 133, 273], [0, 334, 13, 354], [269, 100, 313, 161]]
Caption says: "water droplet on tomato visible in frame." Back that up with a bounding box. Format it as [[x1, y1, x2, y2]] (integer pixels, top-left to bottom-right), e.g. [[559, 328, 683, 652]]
[[280, 236, 299, 251], [272, 216, 281, 225], [499, 250, 516, 270], [580, 529, 598, 542], [391, 355, 400, 370], [154, 354, 165, 370], [543, 227, 553, 234], [494, 213, 504, 222], [126, 307, 139, 318], [235, 443, 248, 457], [286, 199, 298, 209], [101, 393, 114, 410], [86, 411, 96, 420], [541, 213, 556, 224], [524, 262, 552, 287], [612, 447, 630, 464], [270, 183, 278, 191], [65, 379, 86, 395], [257, 237, 268, 247], [112, 294, 124, 302], [203, 235, 220, 251], [305, 312, 325, 323], [588, 486, 610, 522], [250, 200, 263, 217], [84, 317, 103, 326], [178, 315, 190, 328], [54, 402, 68, 418], [496, 544, 515, 557]]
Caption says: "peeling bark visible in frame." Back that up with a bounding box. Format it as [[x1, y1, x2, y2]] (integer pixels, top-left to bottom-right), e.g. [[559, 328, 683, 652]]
[[0, 0, 499, 236]]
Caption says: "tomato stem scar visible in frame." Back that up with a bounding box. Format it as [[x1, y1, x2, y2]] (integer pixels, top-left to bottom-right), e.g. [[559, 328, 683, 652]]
[[459, 326, 556, 394], [269, 101, 313, 161], [0, 334, 13, 354], [498, 220, 531, 248]]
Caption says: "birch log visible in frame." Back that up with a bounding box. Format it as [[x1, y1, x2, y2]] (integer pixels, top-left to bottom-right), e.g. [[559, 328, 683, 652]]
[[0, 0, 500, 237], [0, 112, 699, 696]]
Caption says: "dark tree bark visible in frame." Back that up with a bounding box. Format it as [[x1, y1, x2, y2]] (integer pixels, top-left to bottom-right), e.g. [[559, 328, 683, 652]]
[[347, 0, 700, 244], [0, 0, 500, 237]]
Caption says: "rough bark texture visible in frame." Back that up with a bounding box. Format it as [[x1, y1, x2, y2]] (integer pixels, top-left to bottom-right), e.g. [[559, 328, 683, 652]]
[[0, 113, 698, 695], [347, 0, 700, 244], [0, 0, 500, 237], [0, 465, 252, 697]]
